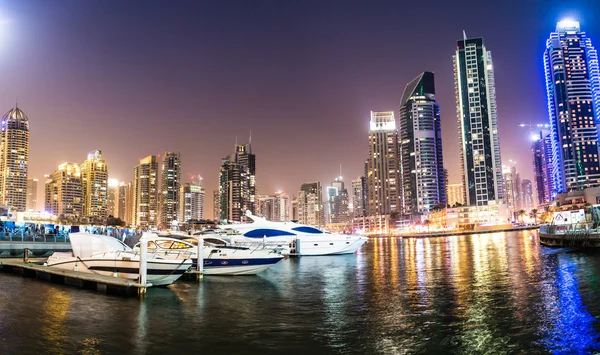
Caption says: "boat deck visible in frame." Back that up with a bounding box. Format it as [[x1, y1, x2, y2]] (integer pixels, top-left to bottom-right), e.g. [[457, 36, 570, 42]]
[[0, 258, 151, 297]]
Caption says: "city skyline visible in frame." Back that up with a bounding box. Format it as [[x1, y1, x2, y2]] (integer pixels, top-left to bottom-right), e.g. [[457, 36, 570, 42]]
[[1, 1, 597, 218]]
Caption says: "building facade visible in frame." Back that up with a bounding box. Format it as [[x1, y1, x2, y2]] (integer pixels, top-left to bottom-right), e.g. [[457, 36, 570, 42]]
[[297, 182, 324, 227], [399, 71, 446, 216], [454, 36, 504, 207], [446, 183, 465, 207], [26, 178, 37, 211], [367, 111, 400, 216], [160, 152, 181, 226], [532, 131, 553, 205], [544, 20, 600, 193], [0, 106, 29, 212], [521, 179, 534, 211], [256, 192, 289, 222], [351, 177, 367, 218], [81, 150, 108, 220], [44, 162, 83, 217], [327, 176, 349, 223], [179, 182, 204, 223], [132, 155, 159, 227], [219, 141, 256, 222]]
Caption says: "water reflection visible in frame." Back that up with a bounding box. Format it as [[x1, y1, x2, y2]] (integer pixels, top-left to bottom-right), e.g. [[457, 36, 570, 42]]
[[1, 231, 600, 354]]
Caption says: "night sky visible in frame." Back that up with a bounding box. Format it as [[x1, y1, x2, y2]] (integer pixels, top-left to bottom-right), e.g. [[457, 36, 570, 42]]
[[1, 0, 599, 218]]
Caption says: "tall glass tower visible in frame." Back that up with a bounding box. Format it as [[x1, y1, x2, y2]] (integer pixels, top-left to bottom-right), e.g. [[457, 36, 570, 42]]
[[544, 20, 600, 193], [454, 35, 503, 207], [399, 71, 446, 216], [0, 105, 29, 212]]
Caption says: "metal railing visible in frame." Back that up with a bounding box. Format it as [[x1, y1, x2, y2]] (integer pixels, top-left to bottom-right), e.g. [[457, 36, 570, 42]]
[[540, 222, 597, 235], [0, 232, 71, 243]]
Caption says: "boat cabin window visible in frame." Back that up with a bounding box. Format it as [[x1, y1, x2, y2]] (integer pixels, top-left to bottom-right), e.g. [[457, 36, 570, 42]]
[[156, 240, 174, 249], [243, 229, 296, 238], [170, 242, 190, 249], [203, 238, 227, 245], [292, 226, 323, 234], [147, 241, 157, 249]]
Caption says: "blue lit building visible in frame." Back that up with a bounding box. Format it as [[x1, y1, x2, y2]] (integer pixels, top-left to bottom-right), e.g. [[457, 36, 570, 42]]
[[544, 20, 600, 193]]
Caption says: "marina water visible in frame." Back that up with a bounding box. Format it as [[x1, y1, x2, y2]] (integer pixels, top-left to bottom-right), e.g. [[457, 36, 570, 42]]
[[2, 230, 600, 354]]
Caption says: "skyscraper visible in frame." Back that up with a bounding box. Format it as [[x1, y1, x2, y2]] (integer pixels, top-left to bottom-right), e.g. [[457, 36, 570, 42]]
[[44, 162, 83, 217], [0, 105, 29, 212], [179, 182, 205, 223], [212, 190, 220, 221], [327, 176, 350, 224], [107, 178, 119, 217], [454, 35, 504, 207], [544, 20, 600, 193], [133, 155, 159, 227], [219, 140, 256, 222], [446, 184, 465, 207], [532, 131, 553, 205], [297, 182, 324, 227], [160, 152, 181, 226], [351, 177, 367, 218], [521, 179, 534, 211], [367, 111, 400, 216], [256, 192, 289, 222], [81, 150, 108, 220], [117, 181, 130, 223], [502, 165, 518, 218], [26, 178, 37, 211], [399, 71, 446, 216]]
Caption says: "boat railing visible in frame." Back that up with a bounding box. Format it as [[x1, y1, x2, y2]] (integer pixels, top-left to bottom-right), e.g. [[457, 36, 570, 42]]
[[540, 222, 597, 235], [0, 230, 71, 243]]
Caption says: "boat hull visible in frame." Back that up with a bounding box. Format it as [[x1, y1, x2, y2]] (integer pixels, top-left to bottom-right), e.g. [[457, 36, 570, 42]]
[[47, 257, 191, 286], [193, 257, 283, 275]]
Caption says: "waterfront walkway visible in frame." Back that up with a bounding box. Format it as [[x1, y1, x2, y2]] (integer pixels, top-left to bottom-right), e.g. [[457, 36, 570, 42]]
[[370, 226, 540, 238]]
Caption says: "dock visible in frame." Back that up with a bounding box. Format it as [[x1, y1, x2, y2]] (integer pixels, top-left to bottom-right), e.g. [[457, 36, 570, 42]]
[[0, 258, 151, 297]]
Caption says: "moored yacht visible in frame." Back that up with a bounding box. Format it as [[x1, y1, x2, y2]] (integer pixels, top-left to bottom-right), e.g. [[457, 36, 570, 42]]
[[133, 235, 284, 275], [46, 232, 192, 286], [220, 211, 368, 256]]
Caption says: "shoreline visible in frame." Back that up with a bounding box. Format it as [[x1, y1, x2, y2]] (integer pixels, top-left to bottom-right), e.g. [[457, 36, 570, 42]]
[[368, 226, 540, 238]]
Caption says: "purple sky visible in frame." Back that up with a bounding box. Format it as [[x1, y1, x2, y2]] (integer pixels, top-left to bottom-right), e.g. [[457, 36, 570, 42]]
[[1, 0, 598, 218]]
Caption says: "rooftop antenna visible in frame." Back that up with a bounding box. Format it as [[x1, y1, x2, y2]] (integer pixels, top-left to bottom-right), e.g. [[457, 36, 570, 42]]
[[15, 96, 18, 108], [339, 164, 342, 178], [249, 129, 252, 145], [463, 30, 468, 41]]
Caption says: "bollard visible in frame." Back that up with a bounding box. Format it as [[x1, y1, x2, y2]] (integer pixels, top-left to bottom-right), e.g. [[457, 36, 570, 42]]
[[23, 248, 29, 263], [139, 233, 148, 295], [196, 236, 204, 279]]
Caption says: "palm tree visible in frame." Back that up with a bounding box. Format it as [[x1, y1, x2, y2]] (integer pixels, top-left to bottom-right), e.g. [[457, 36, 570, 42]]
[[517, 209, 526, 223], [530, 209, 538, 224]]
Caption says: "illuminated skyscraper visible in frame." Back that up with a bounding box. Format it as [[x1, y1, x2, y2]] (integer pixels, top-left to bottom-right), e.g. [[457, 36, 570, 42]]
[[327, 176, 349, 224], [160, 152, 181, 226], [219, 140, 256, 222], [351, 177, 367, 218], [117, 181, 130, 223], [544, 20, 600, 193], [44, 162, 83, 217], [212, 189, 220, 221], [0, 105, 29, 212], [133, 155, 159, 227], [81, 150, 108, 220], [446, 184, 465, 207], [256, 192, 289, 222], [26, 178, 37, 211], [297, 182, 324, 227], [521, 179, 534, 211], [532, 131, 553, 204], [454, 35, 504, 207], [367, 111, 400, 215], [107, 178, 119, 217], [502, 165, 518, 219], [180, 182, 204, 223], [399, 71, 446, 216]]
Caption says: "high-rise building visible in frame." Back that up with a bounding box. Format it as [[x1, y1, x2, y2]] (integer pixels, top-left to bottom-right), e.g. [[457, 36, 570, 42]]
[[291, 196, 298, 221], [351, 177, 367, 218], [454, 35, 504, 207], [180, 182, 204, 223], [543, 133, 554, 201], [160, 152, 181, 226], [532, 131, 553, 205], [399, 71, 446, 216], [81, 150, 108, 220], [544, 20, 600, 193], [297, 182, 324, 227], [117, 181, 130, 223], [219, 141, 256, 222], [327, 176, 349, 223], [212, 190, 220, 221], [521, 179, 534, 211], [26, 178, 37, 211], [133, 155, 159, 227], [367, 111, 400, 216], [0, 105, 29, 212], [107, 178, 119, 217], [256, 192, 289, 222], [446, 184, 465, 207], [502, 165, 518, 219], [44, 162, 83, 217]]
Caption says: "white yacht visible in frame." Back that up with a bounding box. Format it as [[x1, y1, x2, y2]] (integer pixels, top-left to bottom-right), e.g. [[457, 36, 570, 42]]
[[46, 232, 192, 286], [220, 211, 368, 256], [133, 235, 284, 275]]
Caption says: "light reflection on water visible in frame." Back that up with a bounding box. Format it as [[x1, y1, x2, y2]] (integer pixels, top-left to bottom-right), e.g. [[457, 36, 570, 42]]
[[1, 231, 600, 354]]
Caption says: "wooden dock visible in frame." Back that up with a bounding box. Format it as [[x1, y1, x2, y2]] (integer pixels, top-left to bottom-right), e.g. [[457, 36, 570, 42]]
[[0, 259, 151, 297]]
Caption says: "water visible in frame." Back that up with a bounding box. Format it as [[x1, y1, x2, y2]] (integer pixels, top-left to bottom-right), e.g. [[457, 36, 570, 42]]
[[2, 231, 600, 354]]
